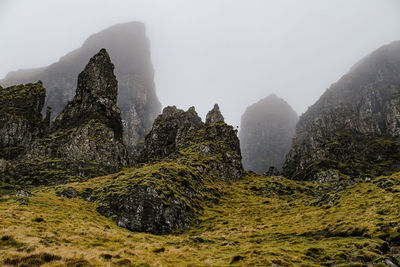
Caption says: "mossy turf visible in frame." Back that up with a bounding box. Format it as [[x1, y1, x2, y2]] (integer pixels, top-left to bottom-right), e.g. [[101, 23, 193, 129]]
[[1, 172, 400, 266]]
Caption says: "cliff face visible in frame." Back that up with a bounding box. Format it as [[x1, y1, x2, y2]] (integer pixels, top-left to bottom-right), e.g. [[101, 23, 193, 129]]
[[2, 49, 128, 185], [1, 22, 161, 156], [0, 82, 46, 163], [239, 94, 298, 173], [283, 41, 400, 180]]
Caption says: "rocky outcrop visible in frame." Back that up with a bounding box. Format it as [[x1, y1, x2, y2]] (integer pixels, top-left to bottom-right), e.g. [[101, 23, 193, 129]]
[[51, 48, 123, 139], [0, 82, 46, 162], [283, 41, 400, 180], [1, 22, 161, 156], [138, 106, 204, 162], [265, 166, 280, 176], [239, 94, 298, 173], [82, 105, 243, 234], [177, 120, 243, 182], [3, 49, 128, 185], [205, 104, 224, 125]]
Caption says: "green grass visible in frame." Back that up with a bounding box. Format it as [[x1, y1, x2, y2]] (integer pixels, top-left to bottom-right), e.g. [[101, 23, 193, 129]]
[[1, 171, 400, 266]]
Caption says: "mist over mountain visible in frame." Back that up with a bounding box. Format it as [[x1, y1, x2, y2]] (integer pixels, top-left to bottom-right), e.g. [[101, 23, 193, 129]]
[[284, 41, 400, 180], [1, 49, 129, 185], [1, 22, 161, 156], [1, 1, 400, 266], [239, 94, 298, 173]]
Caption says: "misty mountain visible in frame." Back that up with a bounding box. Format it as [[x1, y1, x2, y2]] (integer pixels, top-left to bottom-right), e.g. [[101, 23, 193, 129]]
[[1, 1, 400, 265], [239, 94, 298, 173], [284, 40, 400, 180], [0, 22, 161, 156], [1, 49, 128, 185]]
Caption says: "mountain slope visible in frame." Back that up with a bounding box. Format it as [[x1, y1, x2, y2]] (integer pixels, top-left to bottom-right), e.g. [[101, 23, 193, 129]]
[[284, 40, 400, 180]]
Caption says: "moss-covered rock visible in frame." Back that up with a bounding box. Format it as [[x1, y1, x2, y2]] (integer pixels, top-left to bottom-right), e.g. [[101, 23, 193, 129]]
[[68, 105, 243, 234], [138, 106, 204, 162], [0, 82, 46, 161]]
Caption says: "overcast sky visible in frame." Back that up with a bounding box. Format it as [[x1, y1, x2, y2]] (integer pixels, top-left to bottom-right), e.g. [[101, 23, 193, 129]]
[[1, 0, 399, 127]]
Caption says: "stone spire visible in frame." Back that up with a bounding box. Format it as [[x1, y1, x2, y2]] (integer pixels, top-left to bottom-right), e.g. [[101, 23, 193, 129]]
[[53, 48, 123, 140], [205, 104, 225, 125]]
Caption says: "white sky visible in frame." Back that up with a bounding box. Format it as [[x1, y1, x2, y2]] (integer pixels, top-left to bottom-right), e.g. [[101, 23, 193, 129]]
[[1, 0, 399, 127]]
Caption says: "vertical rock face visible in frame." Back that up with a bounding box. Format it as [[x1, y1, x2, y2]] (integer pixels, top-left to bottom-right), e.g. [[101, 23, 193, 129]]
[[0, 82, 46, 161], [239, 94, 298, 173], [3, 49, 128, 185], [0, 22, 161, 156], [283, 41, 400, 180]]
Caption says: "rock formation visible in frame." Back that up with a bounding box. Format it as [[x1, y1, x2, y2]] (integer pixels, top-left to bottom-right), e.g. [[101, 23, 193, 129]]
[[81, 105, 243, 234], [138, 106, 204, 162], [0, 82, 46, 163], [239, 94, 298, 173], [283, 41, 400, 180], [51, 48, 123, 139], [205, 104, 224, 125], [1, 22, 161, 156], [2, 49, 128, 185]]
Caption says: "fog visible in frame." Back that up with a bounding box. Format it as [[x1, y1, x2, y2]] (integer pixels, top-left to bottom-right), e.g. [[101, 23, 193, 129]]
[[1, 0, 399, 127]]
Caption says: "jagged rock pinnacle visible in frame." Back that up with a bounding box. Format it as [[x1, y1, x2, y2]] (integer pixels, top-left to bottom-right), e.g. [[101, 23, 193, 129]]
[[205, 104, 224, 125], [53, 48, 123, 140], [75, 48, 117, 105]]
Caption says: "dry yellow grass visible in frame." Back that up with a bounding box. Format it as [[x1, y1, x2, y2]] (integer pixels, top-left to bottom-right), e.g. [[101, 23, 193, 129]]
[[1, 172, 400, 266]]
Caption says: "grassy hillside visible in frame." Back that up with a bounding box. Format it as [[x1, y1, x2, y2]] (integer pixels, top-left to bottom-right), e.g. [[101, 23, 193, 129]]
[[1, 171, 400, 266]]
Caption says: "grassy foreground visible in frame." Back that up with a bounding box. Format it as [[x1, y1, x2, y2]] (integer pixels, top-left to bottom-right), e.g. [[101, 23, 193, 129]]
[[1, 171, 400, 266]]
